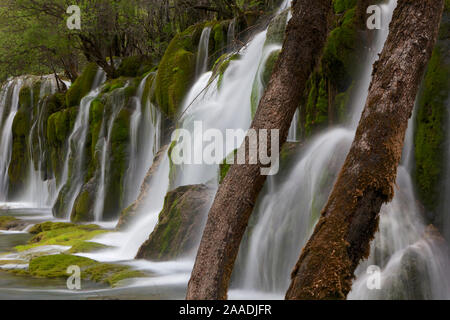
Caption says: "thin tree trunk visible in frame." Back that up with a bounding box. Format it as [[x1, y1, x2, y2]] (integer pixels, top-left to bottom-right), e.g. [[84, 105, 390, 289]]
[[186, 0, 332, 300], [285, 0, 445, 300]]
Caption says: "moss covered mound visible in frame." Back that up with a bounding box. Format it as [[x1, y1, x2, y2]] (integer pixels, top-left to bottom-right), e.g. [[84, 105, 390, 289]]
[[16, 222, 108, 253], [29, 254, 146, 287], [154, 21, 227, 119], [66, 63, 99, 108], [0, 216, 27, 231], [116, 55, 154, 78], [413, 9, 450, 224], [136, 184, 215, 261]]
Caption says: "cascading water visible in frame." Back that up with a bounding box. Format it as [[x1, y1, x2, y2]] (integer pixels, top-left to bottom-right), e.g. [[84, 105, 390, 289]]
[[229, 0, 450, 300], [24, 75, 58, 207], [93, 86, 128, 221], [195, 27, 212, 78], [0, 78, 25, 202], [123, 74, 162, 207], [54, 68, 106, 218], [227, 19, 236, 52], [82, 17, 275, 265]]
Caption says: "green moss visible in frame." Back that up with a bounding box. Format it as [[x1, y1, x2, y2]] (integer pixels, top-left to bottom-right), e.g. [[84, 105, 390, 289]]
[[28, 254, 147, 287], [102, 108, 131, 220], [66, 63, 99, 107], [28, 221, 77, 234], [264, 9, 288, 46], [414, 46, 450, 213], [333, 0, 357, 14], [71, 191, 91, 222], [155, 23, 205, 119], [116, 55, 153, 78], [0, 216, 18, 229], [15, 223, 108, 252], [67, 241, 109, 254], [251, 49, 280, 117], [8, 101, 31, 194]]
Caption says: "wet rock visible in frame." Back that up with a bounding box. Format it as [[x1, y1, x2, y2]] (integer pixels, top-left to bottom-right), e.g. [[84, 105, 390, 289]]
[[135, 184, 215, 261]]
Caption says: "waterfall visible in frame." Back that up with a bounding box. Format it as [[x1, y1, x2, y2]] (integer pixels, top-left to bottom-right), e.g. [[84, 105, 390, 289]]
[[195, 27, 212, 78], [287, 110, 299, 142], [0, 78, 25, 202], [54, 68, 106, 218], [123, 74, 162, 207], [93, 86, 127, 221], [83, 20, 273, 262], [175, 31, 268, 188], [227, 19, 236, 52], [229, 0, 450, 299], [24, 75, 58, 207]]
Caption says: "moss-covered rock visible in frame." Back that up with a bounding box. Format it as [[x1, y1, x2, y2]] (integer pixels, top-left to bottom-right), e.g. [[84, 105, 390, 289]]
[[155, 21, 226, 119], [66, 63, 99, 108], [413, 9, 450, 224], [264, 9, 288, 46], [28, 254, 147, 287], [101, 107, 131, 220], [116, 55, 153, 78], [8, 86, 33, 196], [70, 178, 96, 222], [47, 107, 78, 183], [135, 184, 215, 261], [0, 216, 27, 231], [15, 222, 108, 252]]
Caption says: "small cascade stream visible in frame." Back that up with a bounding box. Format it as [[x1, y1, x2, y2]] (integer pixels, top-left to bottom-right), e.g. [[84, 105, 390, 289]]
[[123, 74, 162, 208], [0, 78, 25, 202], [196, 27, 212, 78], [24, 75, 58, 207]]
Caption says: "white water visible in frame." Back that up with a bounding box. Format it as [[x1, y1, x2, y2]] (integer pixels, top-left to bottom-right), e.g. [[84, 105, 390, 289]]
[[54, 68, 106, 218], [195, 27, 212, 78], [123, 74, 161, 207], [230, 0, 450, 299], [0, 78, 25, 201], [83, 17, 276, 264], [93, 87, 127, 221], [23, 75, 58, 207]]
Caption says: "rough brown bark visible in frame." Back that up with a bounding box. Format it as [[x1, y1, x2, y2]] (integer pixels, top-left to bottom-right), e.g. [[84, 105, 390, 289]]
[[186, 0, 332, 300], [285, 0, 445, 300]]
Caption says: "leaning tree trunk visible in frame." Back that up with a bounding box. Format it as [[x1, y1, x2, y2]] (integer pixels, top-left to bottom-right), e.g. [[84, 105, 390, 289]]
[[285, 0, 445, 300], [186, 0, 332, 300]]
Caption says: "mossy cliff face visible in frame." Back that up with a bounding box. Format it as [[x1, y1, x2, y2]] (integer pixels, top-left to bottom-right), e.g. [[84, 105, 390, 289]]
[[302, 5, 361, 136], [116, 55, 154, 78], [65, 63, 99, 108], [414, 8, 450, 225], [154, 21, 227, 120], [135, 184, 215, 261], [8, 86, 33, 196]]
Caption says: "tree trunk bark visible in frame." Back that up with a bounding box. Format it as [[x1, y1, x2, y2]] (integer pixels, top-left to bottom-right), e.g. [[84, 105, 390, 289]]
[[186, 0, 332, 300], [285, 0, 445, 300]]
